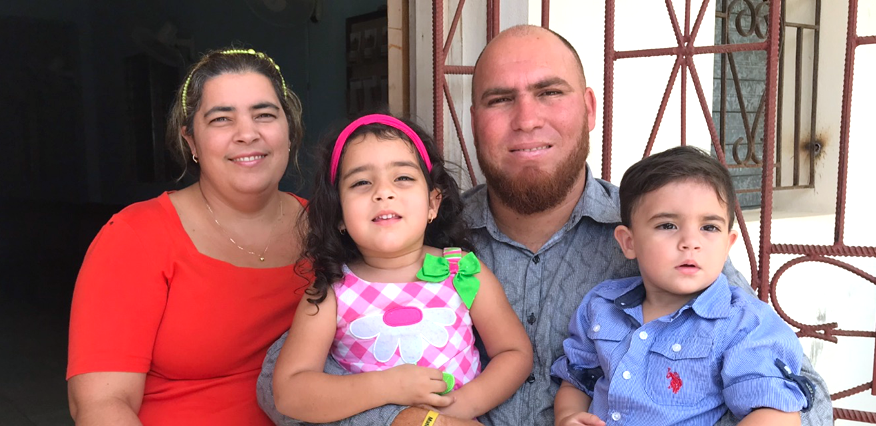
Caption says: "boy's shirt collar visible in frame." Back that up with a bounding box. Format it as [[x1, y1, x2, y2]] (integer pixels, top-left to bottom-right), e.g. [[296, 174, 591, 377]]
[[597, 273, 733, 320]]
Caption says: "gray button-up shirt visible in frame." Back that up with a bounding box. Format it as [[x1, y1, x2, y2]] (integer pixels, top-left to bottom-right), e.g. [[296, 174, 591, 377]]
[[463, 168, 637, 425], [257, 166, 832, 426]]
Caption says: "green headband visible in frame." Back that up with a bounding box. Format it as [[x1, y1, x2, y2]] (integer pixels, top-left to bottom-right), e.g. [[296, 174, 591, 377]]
[[181, 48, 289, 112]]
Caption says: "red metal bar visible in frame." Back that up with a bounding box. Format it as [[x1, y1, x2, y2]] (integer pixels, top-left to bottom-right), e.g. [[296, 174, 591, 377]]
[[433, 0, 444, 151], [834, 407, 876, 424], [688, 60, 721, 162], [835, 0, 858, 247], [542, 0, 549, 28], [602, 0, 616, 181], [681, 59, 687, 146], [444, 65, 475, 74], [860, 35, 876, 45], [486, 0, 493, 42], [689, 0, 711, 47], [615, 41, 769, 59], [684, 0, 691, 39], [736, 201, 759, 291], [679, 1, 689, 147], [835, 385, 876, 402], [756, 0, 782, 301], [665, 0, 684, 47], [793, 26, 803, 185], [771, 244, 876, 257], [776, 0, 787, 186], [490, 0, 500, 40], [681, 0, 689, 147], [645, 57, 682, 157]]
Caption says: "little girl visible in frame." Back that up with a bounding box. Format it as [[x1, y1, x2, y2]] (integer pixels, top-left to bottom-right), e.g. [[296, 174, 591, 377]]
[[273, 114, 532, 423]]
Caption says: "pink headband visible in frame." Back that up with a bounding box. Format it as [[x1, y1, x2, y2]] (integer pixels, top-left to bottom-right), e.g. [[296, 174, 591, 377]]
[[330, 114, 433, 184]]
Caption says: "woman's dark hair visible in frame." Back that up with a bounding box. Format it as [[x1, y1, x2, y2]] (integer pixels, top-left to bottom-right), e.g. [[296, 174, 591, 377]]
[[302, 115, 472, 306]]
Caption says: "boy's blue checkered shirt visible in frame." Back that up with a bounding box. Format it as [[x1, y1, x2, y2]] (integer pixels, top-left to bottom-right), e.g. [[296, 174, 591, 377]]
[[551, 273, 811, 425]]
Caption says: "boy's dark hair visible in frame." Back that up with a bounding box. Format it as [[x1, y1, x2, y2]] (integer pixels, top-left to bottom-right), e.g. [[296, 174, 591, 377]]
[[619, 146, 737, 228], [299, 114, 472, 306]]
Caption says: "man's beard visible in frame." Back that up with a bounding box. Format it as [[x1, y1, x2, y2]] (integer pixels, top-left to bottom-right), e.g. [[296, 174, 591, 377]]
[[478, 130, 589, 216]]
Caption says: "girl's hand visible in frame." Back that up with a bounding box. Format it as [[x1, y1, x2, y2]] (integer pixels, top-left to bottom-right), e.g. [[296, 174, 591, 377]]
[[556, 411, 606, 426], [381, 364, 455, 408]]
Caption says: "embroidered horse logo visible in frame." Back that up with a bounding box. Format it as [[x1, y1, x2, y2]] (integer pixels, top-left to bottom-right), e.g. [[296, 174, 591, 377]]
[[667, 368, 683, 394]]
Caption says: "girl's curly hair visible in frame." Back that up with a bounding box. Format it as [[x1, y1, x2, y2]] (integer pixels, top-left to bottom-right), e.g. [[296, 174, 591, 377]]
[[300, 115, 472, 306]]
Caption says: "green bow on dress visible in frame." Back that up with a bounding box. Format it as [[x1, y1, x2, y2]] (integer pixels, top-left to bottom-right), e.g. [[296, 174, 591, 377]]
[[417, 252, 481, 309]]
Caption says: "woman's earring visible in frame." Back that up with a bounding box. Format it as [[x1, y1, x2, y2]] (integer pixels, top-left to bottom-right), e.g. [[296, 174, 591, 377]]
[[339, 227, 346, 235], [428, 215, 434, 224], [192, 154, 199, 164]]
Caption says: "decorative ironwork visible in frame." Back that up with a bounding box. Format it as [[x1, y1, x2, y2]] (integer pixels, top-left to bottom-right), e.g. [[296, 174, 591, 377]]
[[430, 0, 876, 422], [606, 1, 876, 422]]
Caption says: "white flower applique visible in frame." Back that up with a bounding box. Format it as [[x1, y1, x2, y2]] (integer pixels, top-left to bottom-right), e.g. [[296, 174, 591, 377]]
[[350, 306, 456, 363]]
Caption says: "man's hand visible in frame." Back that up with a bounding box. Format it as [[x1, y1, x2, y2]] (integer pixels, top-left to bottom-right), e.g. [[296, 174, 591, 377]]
[[555, 412, 606, 426], [432, 392, 475, 420], [381, 364, 455, 408]]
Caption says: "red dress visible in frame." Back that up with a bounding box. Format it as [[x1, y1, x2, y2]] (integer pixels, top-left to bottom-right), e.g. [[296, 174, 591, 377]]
[[68, 192, 309, 425]]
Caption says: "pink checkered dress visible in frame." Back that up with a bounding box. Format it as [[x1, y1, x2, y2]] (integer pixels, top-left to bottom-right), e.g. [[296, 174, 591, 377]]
[[330, 248, 481, 391]]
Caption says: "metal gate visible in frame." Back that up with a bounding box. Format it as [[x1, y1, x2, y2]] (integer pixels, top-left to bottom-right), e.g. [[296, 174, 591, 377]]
[[429, 0, 876, 422]]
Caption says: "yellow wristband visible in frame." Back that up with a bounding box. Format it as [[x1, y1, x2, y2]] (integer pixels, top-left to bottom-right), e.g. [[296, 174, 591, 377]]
[[421, 410, 440, 426]]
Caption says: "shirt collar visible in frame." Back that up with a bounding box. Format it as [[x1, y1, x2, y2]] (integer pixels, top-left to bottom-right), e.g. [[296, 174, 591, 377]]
[[595, 274, 733, 319], [463, 164, 622, 232], [589, 276, 645, 308], [689, 274, 732, 319]]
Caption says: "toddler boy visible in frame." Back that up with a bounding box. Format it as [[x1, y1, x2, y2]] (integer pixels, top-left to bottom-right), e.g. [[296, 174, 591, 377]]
[[550, 146, 814, 426]]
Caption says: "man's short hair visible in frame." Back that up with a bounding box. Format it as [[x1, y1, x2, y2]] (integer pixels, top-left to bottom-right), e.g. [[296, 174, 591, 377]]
[[619, 146, 737, 228]]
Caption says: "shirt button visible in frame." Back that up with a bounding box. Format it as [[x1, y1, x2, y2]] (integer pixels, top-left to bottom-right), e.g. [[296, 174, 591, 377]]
[[526, 374, 535, 384], [532, 255, 540, 264], [622, 371, 631, 380], [527, 313, 536, 324], [672, 343, 682, 352], [611, 411, 621, 421], [639, 331, 648, 340], [592, 324, 601, 332]]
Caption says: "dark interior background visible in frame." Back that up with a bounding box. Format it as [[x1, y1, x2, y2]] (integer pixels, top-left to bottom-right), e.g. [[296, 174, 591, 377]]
[[0, 0, 384, 423]]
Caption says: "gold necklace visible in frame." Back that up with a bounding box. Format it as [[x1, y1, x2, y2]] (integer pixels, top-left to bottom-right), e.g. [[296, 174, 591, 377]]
[[200, 188, 283, 262]]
